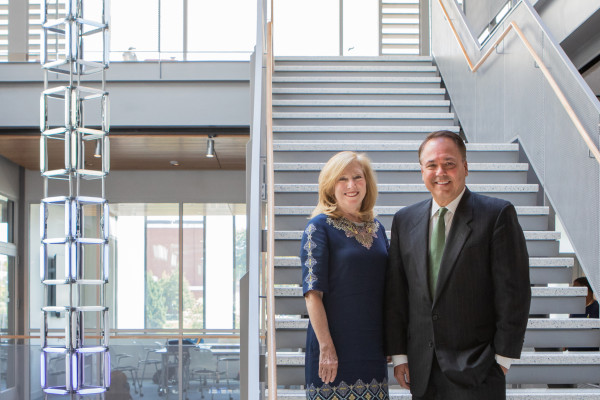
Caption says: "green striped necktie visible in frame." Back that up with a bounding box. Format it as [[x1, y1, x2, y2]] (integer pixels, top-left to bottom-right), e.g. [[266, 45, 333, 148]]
[[429, 207, 448, 298]]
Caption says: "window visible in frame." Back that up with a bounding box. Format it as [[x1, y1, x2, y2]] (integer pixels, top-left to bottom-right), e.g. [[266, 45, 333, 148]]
[[29, 202, 246, 333], [0, 255, 14, 335], [0, 195, 13, 243], [0, 0, 7, 62], [26, 0, 255, 62]]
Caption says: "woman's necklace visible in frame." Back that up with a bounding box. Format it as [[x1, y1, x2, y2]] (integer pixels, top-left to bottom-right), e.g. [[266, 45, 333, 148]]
[[327, 216, 380, 249]]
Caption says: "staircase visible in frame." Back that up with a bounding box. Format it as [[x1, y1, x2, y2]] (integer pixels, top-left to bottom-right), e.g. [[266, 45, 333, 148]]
[[270, 56, 600, 398]]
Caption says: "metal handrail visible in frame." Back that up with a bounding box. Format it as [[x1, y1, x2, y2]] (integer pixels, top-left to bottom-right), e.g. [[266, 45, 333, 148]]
[[266, 1, 278, 399], [438, 0, 600, 163]]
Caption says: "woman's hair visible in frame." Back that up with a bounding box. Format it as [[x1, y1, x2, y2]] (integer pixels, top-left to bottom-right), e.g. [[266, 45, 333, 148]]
[[311, 151, 378, 221]]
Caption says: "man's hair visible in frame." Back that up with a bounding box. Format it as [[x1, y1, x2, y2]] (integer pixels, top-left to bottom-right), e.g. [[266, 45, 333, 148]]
[[418, 130, 467, 163], [574, 277, 594, 295]]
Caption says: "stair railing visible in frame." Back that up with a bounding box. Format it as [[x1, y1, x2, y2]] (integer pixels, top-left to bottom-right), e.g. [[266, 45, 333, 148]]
[[432, 0, 600, 293], [437, 0, 600, 161], [266, 2, 278, 400]]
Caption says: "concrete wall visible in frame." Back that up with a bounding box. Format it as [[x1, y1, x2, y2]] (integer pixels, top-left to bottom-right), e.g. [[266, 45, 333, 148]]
[[0, 155, 20, 200], [24, 169, 246, 204], [0, 61, 251, 128]]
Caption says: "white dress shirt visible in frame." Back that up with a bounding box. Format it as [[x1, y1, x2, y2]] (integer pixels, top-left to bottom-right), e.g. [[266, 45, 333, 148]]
[[391, 188, 514, 370]]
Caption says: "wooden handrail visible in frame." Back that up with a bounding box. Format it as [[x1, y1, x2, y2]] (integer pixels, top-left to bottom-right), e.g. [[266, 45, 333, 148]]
[[266, 14, 278, 400], [438, 0, 600, 163]]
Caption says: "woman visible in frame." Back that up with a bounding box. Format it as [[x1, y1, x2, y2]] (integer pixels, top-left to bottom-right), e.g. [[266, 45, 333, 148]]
[[300, 151, 389, 400]]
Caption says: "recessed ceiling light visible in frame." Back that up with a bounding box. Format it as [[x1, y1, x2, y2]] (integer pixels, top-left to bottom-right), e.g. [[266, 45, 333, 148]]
[[170, 160, 180, 166]]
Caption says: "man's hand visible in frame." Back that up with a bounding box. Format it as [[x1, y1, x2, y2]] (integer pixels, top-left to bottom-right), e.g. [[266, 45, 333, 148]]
[[394, 363, 410, 389], [318, 343, 338, 384], [499, 364, 508, 375]]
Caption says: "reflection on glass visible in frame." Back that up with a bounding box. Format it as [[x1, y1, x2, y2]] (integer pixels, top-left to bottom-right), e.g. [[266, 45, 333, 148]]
[[0, 255, 10, 333], [234, 215, 247, 329], [111, 204, 180, 330], [183, 204, 246, 330], [0, 194, 11, 243], [183, 208, 205, 329]]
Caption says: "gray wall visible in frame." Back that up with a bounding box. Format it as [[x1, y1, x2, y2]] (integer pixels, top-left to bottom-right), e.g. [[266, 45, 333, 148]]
[[0, 61, 250, 128], [24, 169, 246, 204], [0, 155, 20, 200]]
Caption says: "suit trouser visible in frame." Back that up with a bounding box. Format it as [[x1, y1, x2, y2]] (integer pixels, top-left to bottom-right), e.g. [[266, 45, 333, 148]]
[[412, 355, 506, 400]]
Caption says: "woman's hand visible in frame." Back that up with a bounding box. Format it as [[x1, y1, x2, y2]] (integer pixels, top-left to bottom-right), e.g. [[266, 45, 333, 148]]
[[318, 341, 338, 384], [305, 290, 338, 384]]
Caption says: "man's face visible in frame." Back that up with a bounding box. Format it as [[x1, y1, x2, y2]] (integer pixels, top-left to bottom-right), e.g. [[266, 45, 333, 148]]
[[420, 137, 468, 207]]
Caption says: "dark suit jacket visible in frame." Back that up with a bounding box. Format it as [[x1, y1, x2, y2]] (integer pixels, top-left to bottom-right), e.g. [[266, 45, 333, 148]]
[[384, 188, 531, 396]]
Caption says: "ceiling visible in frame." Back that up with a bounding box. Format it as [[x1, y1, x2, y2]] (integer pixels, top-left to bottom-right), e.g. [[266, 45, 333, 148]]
[[0, 131, 249, 171]]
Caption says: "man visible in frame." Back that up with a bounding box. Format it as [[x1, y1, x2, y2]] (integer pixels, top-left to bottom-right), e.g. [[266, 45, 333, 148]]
[[571, 277, 599, 319], [384, 130, 531, 399]]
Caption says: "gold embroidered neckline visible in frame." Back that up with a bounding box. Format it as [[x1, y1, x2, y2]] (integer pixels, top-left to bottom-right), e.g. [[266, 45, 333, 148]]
[[327, 217, 379, 249]]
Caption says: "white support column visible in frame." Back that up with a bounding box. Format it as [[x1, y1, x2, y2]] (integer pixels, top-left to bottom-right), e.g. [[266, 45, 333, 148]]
[[7, 0, 28, 61]]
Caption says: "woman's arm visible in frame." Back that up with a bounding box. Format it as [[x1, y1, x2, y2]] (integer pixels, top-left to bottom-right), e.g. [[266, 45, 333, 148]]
[[305, 290, 338, 384]]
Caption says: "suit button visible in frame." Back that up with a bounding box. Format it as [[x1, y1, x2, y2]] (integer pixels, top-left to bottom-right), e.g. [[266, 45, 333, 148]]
[[428, 341, 433, 348], [432, 314, 439, 321]]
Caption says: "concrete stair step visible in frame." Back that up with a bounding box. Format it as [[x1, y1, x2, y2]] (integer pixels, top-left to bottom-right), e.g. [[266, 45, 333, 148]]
[[273, 77, 442, 89], [274, 65, 438, 78], [273, 286, 586, 316], [275, 351, 600, 386], [272, 99, 451, 113], [275, 66, 436, 72], [272, 87, 447, 101], [273, 205, 548, 231], [274, 318, 600, 349], [273, 141, 519, 163], [275, 183, 540, 208], [274, 230, 558, 258], [273, 112, 455, 127], [274, 230, 560, 240], [274, 162, 528, 184], [273, 388, 600, 399], [273, 255, 574, 286], [272, 127, 459, 140], [273, 76, 440, 83], [272, 100, 450, 106], [274, 56, 434, 67]]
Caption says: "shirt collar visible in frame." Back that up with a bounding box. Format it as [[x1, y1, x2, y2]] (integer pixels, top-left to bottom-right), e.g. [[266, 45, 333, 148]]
[[430, 187, 467, 218]]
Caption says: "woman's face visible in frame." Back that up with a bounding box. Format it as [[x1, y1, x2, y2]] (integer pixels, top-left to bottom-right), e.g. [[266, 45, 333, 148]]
[[333, 161, 367, 216]]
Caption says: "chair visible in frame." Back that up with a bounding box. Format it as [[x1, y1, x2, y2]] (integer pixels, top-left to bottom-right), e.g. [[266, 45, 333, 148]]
[[188, 347, 222, 399], [136, 342, 162, 397], [113, 353, 139, 395], [216, 355, 240, 400]]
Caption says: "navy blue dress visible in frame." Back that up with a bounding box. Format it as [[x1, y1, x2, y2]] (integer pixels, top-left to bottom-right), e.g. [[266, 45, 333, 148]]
[[301, 213, 389, 400]]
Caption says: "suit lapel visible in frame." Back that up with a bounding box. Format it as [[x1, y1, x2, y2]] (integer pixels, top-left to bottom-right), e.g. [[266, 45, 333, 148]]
[[408, 199, 433, 303], [433, 189, 473, 305]]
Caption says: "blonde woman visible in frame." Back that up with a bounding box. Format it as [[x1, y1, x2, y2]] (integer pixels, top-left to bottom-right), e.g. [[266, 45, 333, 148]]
[[300, 151, 389, 400]]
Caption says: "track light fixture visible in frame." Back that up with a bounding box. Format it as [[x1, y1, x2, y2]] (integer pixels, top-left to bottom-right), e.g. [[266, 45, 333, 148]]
[[206, 136, 215, 158], [93, 139, 102, 158]]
